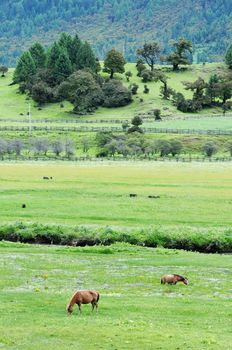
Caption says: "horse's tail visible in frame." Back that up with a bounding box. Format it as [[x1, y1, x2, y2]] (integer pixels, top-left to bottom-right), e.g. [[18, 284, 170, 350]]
[[161, 278, 164, 284], [96, 292, 100, 302]]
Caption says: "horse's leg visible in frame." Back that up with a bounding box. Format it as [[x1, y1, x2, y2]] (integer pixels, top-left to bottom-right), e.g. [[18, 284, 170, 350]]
[[77, 303, 81, 314], [91, 301, 95, 312], [95, 302, 98, 313]]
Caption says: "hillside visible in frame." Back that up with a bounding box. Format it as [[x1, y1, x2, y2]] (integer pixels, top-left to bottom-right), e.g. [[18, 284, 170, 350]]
[[0, 62, 228, 122], [0, 0, 232, 66]]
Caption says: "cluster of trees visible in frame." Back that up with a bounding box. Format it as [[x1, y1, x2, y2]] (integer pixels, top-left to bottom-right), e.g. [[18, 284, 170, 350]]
[[0, 137, 78, 159], [95, 131, 182, 158], [11, 33, 232, 116], [1, 134, 232, 160], [171, 74, 232, 113], [95, 131, 232, 158], [134, 39, 232, 113], [14, 34, 132, 114], [137, 39, 192, 72]]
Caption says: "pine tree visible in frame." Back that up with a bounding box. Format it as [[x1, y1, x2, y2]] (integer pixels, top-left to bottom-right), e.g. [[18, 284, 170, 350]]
[[46, 42, 62, 71], [46, 43, 72, 84], [55, 49, 72, 82], [69, 34, 82, 68], [78, 41, 96, 71], [29, 42, 46, 68], [58, 33, 73, 60], [13, 51, 36, 83]]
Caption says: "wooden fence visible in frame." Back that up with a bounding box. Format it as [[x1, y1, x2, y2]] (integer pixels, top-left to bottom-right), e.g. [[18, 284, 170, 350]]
[[1, 155, 232, 163], [0, 124, 232, 135], [1, 112, 232, 125]]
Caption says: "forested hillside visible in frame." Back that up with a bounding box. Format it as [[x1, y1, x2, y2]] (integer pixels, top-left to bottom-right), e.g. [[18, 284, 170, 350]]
[[0, 0, 232, 66]]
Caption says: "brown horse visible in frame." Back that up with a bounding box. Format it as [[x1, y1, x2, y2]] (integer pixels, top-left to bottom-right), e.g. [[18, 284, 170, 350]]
[[66, 290, 100, 314], [161, 274, 188, 285]]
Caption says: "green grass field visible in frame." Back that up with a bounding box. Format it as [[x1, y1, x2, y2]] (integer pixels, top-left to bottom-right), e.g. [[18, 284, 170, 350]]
[[145, 116, 232, 131], [1, 162, 232, 227], [0, 63, 228, 122], [1, 63, 232, 350], [0, 241, 231, 350]]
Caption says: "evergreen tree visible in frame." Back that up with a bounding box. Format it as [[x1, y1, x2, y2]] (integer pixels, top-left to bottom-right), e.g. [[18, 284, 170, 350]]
[[103, 48, 126, 79], [46, 42, 62, 71], [55, 49, 72, 82], [47, 42, 72, 84], [225, 44, 232, 69], [70, 34, 82, 68], [29, 42, 46, 68], [206, 74, 219, 103], [13, 51, 36, 83], [78, 41, 96, 71], [58, 33, 73, 54]]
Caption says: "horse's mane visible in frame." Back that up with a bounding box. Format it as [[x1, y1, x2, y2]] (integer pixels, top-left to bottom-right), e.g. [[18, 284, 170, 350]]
[[67, 291, 78, 307], [173, 274, 185, 280]]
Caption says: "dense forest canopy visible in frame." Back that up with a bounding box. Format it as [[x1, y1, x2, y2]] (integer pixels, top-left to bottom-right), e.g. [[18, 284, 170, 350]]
[[0, 0, 232, 66]]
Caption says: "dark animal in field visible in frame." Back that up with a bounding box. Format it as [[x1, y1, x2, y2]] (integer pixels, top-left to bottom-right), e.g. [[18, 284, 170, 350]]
[[43, 176, 49, 180], [66, 290, 100, 314], [22, 204, 26, 208], [148, 195, 160, 199], [50, 177, 53, 179], [161, 274, 188, 285], [129, 193, 137, 197]]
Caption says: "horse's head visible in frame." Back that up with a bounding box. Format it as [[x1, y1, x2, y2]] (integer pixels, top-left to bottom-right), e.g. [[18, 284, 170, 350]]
[[183, 278, 188, 285], [66, 304, 73, 314]]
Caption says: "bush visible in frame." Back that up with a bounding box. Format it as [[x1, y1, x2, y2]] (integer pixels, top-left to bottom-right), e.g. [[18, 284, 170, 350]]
[[141, 69, 154, 82], [0, 223, 232, 253], [31, 82, 55, 104], [202, 141, 218, 157], [103, 80, 132, 107], [153, 109, 161, 120], [130, 83, 139, 95], [176, 95, 202, 112], [143, 85, 149, 94]]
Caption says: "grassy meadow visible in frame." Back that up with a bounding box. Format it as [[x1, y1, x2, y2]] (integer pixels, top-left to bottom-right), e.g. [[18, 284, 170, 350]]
[[0, 241, 232, 350], [1, 62, 232, 350], [0, 161, 232, 227]]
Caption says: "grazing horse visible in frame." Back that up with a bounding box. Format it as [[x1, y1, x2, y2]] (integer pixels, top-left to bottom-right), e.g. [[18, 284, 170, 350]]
[[66, 290, 100, 314], [161, 274, 188, 285]]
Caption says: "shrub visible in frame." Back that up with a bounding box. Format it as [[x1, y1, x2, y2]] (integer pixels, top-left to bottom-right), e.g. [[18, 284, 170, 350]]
[[141, 69, 154, 82], [102, 80, 132, 107], [202, 141, 218, 157], [143, 85, 149, 94], [0, 223, 232, 253], [130, 83, 139, 95], [153, 109, 161, 120]]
